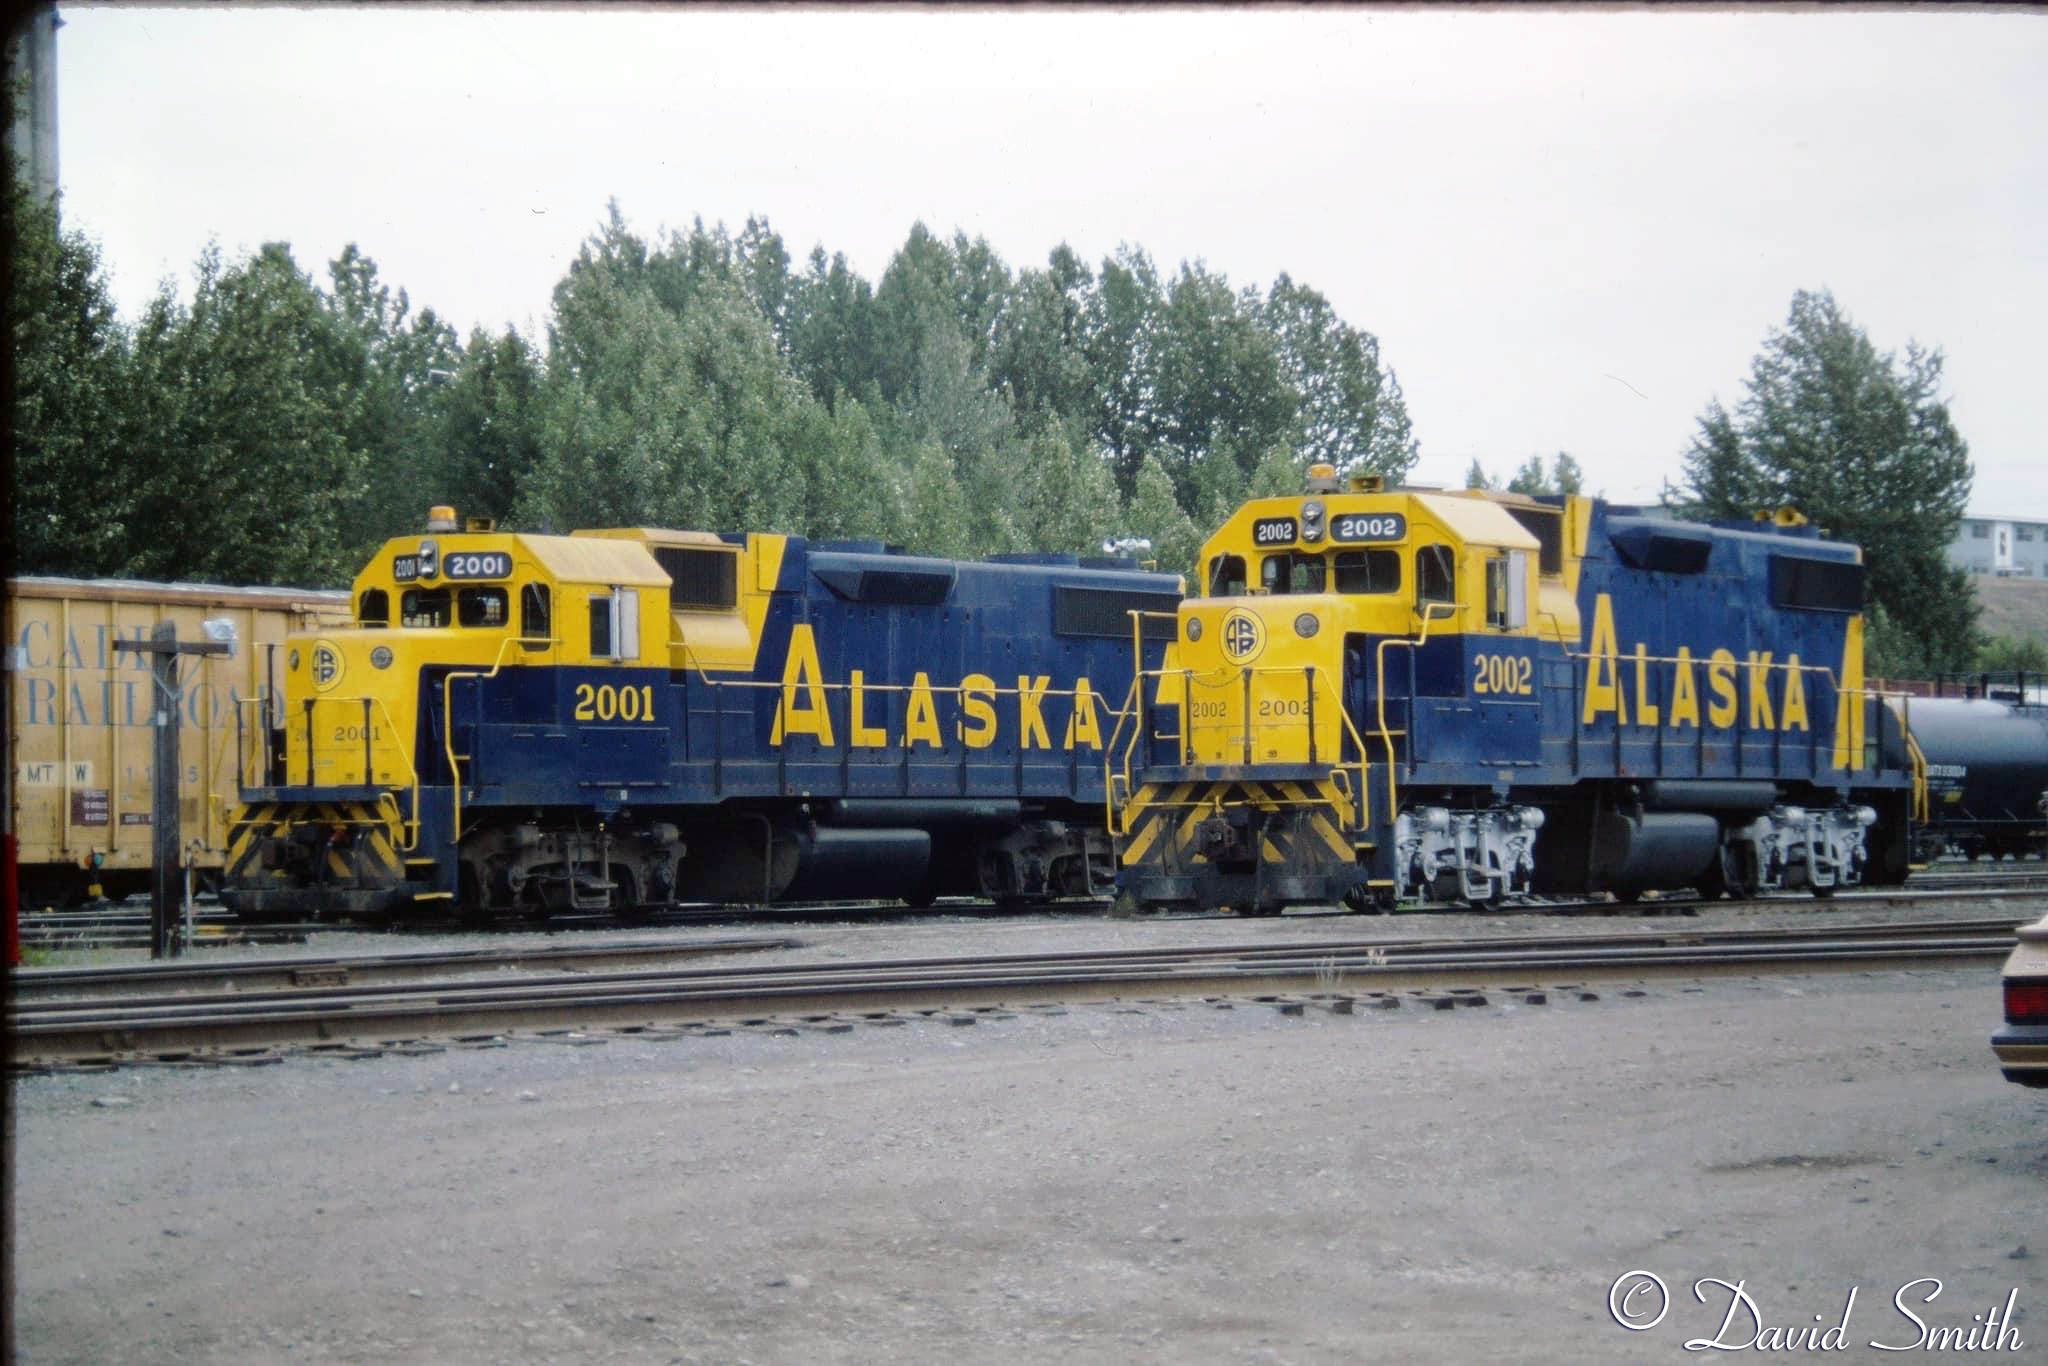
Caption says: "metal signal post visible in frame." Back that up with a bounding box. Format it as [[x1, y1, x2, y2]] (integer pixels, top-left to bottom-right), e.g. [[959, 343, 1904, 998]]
[[116, 622, 232, 958]]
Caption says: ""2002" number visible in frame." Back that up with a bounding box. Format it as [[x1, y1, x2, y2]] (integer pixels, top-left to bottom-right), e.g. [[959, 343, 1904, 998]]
[[1471, 653, 1533, 696]]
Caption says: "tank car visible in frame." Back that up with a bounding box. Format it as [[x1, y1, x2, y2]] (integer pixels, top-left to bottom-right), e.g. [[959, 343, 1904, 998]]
[[1110, 467, 1923, 913], [1909, 696, 2048, 860], [219, 508, 1181, 920]]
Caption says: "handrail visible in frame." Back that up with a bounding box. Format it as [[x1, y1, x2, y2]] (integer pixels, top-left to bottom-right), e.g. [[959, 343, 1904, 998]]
[[1375, 601, 1455, 824], [1105, 610, 1184, 807], [234, 692, 426, 849], [1110, 661, 1375, 834], [1553, 644, 1920, 780], [443, 633, 555, 848], [233, 691, 425, 852]]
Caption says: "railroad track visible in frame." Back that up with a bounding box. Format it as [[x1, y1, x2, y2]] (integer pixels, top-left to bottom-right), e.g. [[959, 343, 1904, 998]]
[[9, 917, 2021, 1070], [17, 896, 1113, 951], [9, 934, 803, 1003]]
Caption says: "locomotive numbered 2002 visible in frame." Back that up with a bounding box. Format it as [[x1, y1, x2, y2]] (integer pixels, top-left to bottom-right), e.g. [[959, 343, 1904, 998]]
[[1109, 467, 1933, 913]]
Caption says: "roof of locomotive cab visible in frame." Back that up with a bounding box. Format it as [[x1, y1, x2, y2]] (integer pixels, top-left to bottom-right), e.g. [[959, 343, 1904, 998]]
[[574, 527, 731, 549], [1408, 491, 1542, 549], [520, 533, 671, 585], [355, 530, 671, 591]]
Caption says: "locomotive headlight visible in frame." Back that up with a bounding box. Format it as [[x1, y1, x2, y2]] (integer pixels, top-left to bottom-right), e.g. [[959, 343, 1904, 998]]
[[1185, 617, 1203, 642], [1294, 612, 1320, 638], [370, 646, 394, 669], [1301, 500, 1326, 543]]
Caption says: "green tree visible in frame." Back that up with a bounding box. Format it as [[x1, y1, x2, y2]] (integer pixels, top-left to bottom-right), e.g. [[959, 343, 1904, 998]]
[[1147, 261, 1295, 508], [897, 438, 976, 559], [434, 326, 545, 526], [124, 243, 365, 585], [324, 244, 462, 558], [1012, 420, 1119, 555], [989, 243, 1095, 430], [1975, 633, 2048, 675], [788, 245, 879, 405], [1506, 451, 1585, 496], [524, 247, 809, 536], [7, 184, 134, 575], [1464, 458, 1495, 491], [1083, 245, 1166, 499], [1674, 289, 1977, 670], [1121, 454, 1202, 580], [1264, 273, 1417, 481], [787, 394, 907, 546]]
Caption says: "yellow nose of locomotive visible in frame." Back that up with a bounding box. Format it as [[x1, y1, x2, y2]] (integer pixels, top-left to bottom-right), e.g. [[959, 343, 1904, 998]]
[[1173, 597, 1342, 766]]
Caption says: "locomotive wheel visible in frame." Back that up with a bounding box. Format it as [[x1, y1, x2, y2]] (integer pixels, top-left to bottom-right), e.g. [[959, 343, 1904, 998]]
[[1342, 885, 1393, 914], [1809, 882, 1837, 900], [1699, 843, 1761, 901]]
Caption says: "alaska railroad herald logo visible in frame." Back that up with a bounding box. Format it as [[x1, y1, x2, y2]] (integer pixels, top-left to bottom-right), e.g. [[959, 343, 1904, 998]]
[[1221, 609, 1266, 663], [311, 640, 345, 693]]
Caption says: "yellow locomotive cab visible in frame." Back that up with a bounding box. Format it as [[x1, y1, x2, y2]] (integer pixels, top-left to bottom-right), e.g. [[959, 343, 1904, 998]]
[[228, 510, 674, 918], [1115, 474, 1561, 912]]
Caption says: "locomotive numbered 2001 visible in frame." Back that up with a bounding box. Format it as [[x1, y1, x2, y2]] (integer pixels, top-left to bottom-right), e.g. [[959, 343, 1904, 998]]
[[220, 509, 1181, 920]]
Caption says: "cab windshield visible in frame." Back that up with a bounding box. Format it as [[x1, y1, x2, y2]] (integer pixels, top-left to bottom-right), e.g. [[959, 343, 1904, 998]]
[[1259, 549, 1401, 595], [399, 586, 510, 629]]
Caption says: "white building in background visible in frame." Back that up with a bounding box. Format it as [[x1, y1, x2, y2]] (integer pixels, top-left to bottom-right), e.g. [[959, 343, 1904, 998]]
[[1949, 515, 2048, 578]]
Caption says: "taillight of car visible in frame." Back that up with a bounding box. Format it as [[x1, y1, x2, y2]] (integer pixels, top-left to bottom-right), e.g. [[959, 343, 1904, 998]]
[[2006, 980, 2048, 1025]]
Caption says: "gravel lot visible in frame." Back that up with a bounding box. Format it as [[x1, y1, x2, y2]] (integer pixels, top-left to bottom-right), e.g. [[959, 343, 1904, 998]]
[[11, 950, 2044, 1364]]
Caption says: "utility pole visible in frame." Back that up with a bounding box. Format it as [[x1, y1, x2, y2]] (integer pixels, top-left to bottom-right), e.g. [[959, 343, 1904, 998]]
[[116, 622, 231, 958]]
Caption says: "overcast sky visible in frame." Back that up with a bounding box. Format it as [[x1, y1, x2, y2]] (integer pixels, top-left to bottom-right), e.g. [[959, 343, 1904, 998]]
[[51, 5, 2048, 516]]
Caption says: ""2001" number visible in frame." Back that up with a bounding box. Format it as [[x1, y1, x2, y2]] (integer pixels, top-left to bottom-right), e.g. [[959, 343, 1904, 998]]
[[574, 683, 656, 722]]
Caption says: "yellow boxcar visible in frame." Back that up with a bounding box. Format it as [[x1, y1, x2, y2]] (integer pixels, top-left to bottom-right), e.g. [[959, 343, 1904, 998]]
[[6, 576, 350, 907]]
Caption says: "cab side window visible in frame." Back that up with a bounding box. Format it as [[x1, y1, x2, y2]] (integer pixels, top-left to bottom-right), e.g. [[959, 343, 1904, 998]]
[[1416, 545, 1456, 608], [358, 589, 389, 627], [520, 584, 552, 650], [587, 588, 639, 661]]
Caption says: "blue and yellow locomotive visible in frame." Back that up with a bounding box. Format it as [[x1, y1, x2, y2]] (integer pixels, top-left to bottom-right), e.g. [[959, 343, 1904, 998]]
[[221, 507, 1181, 919], [1110, 467, 1924, 912]]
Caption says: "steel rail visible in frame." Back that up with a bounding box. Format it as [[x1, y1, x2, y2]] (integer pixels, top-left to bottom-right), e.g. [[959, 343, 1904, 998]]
[[9, 935, 802, 1003], [15, 916, 2024, 1007], [8, 920, 2019, 1067]]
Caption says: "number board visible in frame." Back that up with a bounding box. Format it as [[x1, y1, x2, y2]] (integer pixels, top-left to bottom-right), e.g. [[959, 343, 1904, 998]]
[[445, 551, 513, 581], [392, 554, 421, 582], [1252, 517, 1298, 547], [1329, 512, 1407, 544]]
